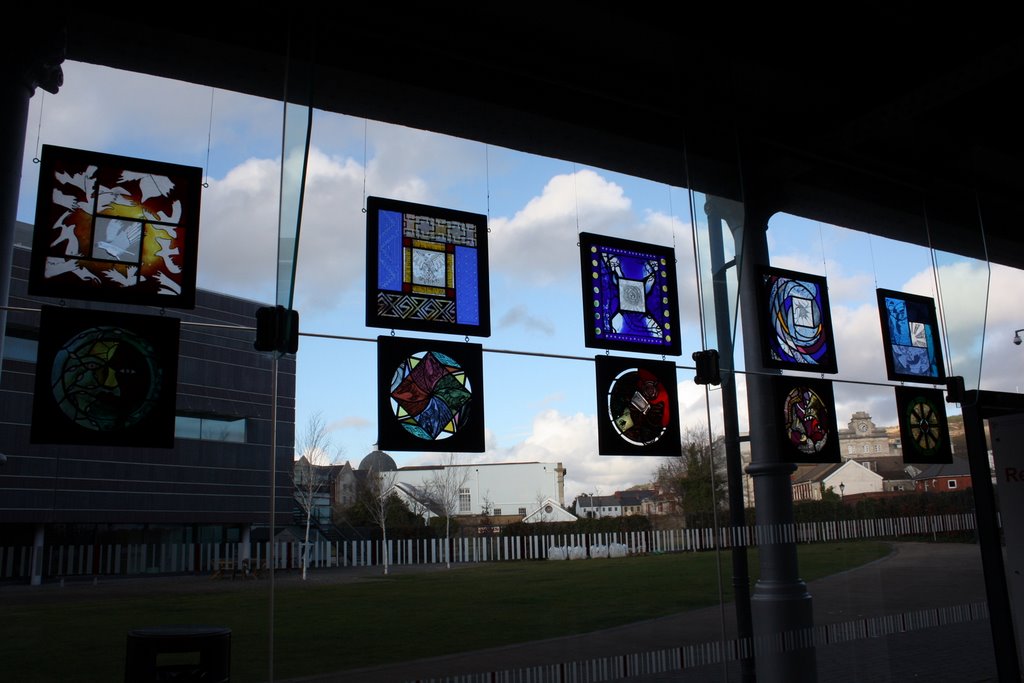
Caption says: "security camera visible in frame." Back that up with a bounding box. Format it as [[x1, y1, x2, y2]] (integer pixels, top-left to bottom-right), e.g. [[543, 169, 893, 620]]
[[1015, 334, 1022, 346]]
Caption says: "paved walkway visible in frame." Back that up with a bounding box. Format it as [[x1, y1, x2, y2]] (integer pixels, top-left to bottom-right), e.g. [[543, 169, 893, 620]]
[[3, 543, 997, 682], [285, 542, 996, 683]]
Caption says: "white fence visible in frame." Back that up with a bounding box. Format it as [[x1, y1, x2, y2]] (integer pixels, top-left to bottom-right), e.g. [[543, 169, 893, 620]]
[[0, 512, 976, 581]]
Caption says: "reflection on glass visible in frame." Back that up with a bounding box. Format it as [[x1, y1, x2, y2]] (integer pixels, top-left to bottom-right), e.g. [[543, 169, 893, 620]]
[[276, 101, 312, 309], [932, 249, 990, 393]]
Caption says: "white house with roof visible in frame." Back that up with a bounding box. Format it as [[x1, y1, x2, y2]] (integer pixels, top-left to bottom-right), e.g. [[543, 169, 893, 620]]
[[792, 460, 885, 501]]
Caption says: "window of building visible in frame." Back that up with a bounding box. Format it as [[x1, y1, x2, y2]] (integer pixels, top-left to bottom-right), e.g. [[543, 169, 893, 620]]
[[847, 445, 855, 454], [458, 487, 471, 513], [175, 415, 247, 443], [1, 334, 38, 362], [948, 480, 958, 489], [874, 444, 882, 453], [493, 508, 501, 516], [518, 507, 527, 515]]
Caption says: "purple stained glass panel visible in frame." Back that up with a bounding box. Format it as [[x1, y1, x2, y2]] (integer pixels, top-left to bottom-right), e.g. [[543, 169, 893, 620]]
[[579, 232, 681, 356]]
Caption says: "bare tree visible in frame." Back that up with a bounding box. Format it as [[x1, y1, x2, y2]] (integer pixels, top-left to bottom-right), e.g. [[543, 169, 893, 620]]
[[425, 453, 470, 569], [654, 427, 726, 525], [292, 412, 340, 580], [362, 466, 398, 575]]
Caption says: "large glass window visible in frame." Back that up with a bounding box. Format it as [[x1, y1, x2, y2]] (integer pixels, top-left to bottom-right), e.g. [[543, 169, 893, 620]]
[[174, 415, 246, 443], [4, 55, 1020, 683]]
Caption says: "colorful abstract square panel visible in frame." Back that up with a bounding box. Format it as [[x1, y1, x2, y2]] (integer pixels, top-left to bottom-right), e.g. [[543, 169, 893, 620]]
[[594, 355, 681, 456], [757, 266, 838, 373], [366, 197, 490, 337], [377, 336, 485, 452], [877, 289, 946, 384], [29, 145, 202, 308], [31, 306, 180, 447], [895, 387, 953, 464], [579, 233, 682, 356], [773, 375, 840, 463]]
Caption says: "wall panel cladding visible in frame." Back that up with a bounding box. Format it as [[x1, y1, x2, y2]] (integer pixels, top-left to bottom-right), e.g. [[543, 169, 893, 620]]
[[0, 241, 294, 526]]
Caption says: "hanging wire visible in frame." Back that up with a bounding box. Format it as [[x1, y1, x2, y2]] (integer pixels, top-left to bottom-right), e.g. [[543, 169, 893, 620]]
[[867, 233, 879, 289], [817, 220, 829, 278], [202, 88, 215, 188], [923, 200, 956, 381], [361, 119, 369, 213], [667, 185, 677, 250], [682, 131, 709, 350], [572, 162, 581, 239], [485, 144, 492, 223], [973, 193, 992, 391], [32, 92, 44, 163]]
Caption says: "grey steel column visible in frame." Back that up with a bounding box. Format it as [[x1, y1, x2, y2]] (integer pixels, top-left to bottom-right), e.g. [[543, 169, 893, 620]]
[[731, 205, 817, 683], [0, 30, 63, 372]]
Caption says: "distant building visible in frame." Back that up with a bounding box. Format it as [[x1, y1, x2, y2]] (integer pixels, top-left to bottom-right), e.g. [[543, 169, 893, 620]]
[[914, 458, 973, 493], [394, 460, 566, 518], [1, 227, 294, 574], [837, 412, 901, 467], [575, 489, 656, 518], [522, 498, 577, 523], [328, 452, 567, 522], [792, 460, 885, 502]]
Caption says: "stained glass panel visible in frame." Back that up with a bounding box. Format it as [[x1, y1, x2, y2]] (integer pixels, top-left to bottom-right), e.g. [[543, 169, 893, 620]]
[[774, 375, 840, 463], [376, 336, 485, 452], [579, 233, 681, 356], [757, 266, 838, 373], [895, 386, 953, 464], [31, 306, 180, 447], [876, 288, 946, 384], [28, 145, 202, 308], [366, 197, 490, 336], [594, 355, 681, 456]]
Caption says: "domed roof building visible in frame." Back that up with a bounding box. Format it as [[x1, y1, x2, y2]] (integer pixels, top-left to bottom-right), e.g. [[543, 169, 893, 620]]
[[359, 450, 397, 472]]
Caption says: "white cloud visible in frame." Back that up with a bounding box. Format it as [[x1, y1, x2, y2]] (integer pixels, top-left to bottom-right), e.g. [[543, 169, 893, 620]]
[[328, 416, 371, 431], [497, 305, 555, 336], [488, 170, 633, 284], [197, 145, 439, 312]]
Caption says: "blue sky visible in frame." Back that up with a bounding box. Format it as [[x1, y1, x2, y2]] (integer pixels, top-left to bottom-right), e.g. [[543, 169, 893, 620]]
[[16, 61, 1024, 500]]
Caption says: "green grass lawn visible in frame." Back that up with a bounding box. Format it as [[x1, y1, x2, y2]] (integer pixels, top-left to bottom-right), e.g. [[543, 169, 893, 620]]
[[2, 541, 889, 682]]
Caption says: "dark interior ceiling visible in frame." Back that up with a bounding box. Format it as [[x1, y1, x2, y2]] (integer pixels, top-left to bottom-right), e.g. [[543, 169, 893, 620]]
[[29, 8, 1024, 267]]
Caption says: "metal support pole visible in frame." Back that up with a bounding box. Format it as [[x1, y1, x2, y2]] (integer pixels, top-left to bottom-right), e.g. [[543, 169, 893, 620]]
[[962, 393, 1021, 682], [732, 206, 816, 683], [268, 354, 279, 682], [0, 31, 62, 376]]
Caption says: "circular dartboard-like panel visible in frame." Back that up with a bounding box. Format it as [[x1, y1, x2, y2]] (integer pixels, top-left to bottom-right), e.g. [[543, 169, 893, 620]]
[[50, 326, 163, 432], [906, 395, 941, 454], [389, 350, 473, 441], [607, 367, 671, 446]]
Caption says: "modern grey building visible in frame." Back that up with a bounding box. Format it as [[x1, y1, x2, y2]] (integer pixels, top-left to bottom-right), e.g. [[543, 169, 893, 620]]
[[0, 222, 294, 570]]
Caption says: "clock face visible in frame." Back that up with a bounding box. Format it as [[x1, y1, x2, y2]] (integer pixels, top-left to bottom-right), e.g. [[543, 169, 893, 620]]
[[857, 422, 869, 433]]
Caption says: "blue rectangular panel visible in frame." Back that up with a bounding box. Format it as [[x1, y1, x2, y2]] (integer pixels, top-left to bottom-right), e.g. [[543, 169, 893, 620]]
[[377, 209, 403, 291], [455, 246, 479, 325]]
